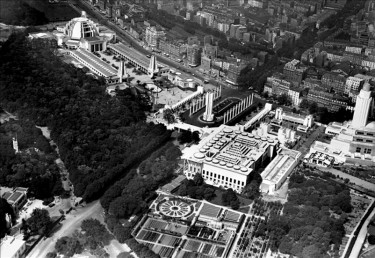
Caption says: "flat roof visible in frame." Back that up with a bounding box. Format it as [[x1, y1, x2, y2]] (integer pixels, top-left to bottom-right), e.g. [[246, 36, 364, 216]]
[[7, 191, 23, 203], [1, 235, 25, 258], [71, 49, 117, 77], [261, 148, 300, 184], [2, 192, 12, 199], [182, 124, 277, 175], [108, 43, 150, 69]]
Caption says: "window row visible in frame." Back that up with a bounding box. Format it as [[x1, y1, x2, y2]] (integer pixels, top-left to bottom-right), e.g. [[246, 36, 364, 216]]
[[202, 170, 245, 186]]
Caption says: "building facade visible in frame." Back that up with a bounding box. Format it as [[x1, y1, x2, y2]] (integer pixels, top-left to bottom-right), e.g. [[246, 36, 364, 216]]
[[182, 125, 278, 193], [145, 26, 165, 48], [187, 44, 202, 67]]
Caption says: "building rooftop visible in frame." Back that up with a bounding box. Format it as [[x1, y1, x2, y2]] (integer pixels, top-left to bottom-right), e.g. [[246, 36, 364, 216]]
[[8, 191, 23, 203], [261, 148, 301, 185], [109, 42, 150, 69], [2, 191, 12, 199], [0, 235, 26, 258], [182, 125, 278, 175], [72, 49, 117, 77]]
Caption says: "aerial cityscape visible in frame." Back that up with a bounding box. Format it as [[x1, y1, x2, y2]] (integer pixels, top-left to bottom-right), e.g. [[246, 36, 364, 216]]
[[2, 0, 375, 258]]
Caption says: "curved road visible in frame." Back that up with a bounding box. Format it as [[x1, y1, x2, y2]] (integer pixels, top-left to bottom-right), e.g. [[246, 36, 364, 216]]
[[27, 201, 133, 258], [348, 203, 375, 258], [27, 201, 102, 258]]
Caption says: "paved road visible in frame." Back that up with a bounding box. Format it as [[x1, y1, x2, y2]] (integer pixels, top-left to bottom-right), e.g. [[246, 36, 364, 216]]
[[348, 204, 375, 258], [27, 201, 102, 258], [27, 201, 132, 258], [314, 166, 375, 192], [73, 0, 234, 89]]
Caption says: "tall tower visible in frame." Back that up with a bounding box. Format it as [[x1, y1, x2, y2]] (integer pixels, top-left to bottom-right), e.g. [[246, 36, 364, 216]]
[[352, 82, 372, 128], [118, 61, 124, 83], [148, 55, 158, 78], [12, 136, 19, 154], [203, 92, 214, 122]]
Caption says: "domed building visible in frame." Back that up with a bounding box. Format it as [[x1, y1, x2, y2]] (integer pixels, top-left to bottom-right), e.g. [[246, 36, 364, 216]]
[[57, 11, 115, 52]]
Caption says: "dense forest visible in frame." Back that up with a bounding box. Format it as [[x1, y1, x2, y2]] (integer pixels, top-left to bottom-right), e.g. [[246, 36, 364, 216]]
[[0, 0, 48, 25], [0, 31, 172, 203], [267, 171, 351, 257], [0, 119, 64, 200], [101, 141, 181, 257], [0, 197, 15, 238]]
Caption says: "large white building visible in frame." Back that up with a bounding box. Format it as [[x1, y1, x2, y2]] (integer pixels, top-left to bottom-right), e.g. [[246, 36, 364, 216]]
[[274, 108, 314, 132], [0, 235, 26, 258], [260, 148, 301, 194], [182, 125, 279, 193], [345, 76, 364, 93], [311, 82, 375, 163], [59, 11, 115, 52], [145, 26, 165, 48]]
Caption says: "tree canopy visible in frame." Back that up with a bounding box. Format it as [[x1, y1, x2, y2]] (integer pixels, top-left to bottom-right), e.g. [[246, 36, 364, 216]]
[[267, 172, 351, 256], [0, 31, 171, 202], [27, 208, 52, 235], [0, 197, 15, 238], [55, 236, 83, 257]]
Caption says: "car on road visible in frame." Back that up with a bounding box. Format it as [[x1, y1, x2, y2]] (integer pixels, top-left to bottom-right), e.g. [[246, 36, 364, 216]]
[[146, 54, 151, 58]]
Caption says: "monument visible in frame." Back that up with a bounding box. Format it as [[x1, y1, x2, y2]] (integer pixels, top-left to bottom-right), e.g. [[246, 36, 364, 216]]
[[203, 92, 214, 122], [352, 83, 372, 128], [118, 60, 124, 83], [148, 55, 159, 78]]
